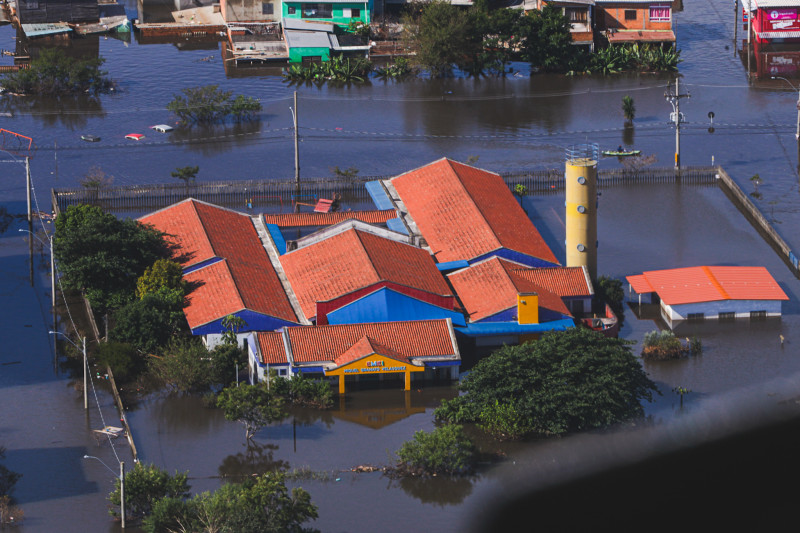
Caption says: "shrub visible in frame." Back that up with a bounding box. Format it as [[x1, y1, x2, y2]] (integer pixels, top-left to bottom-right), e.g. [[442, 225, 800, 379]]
[[94, 342, 146, 383], [1, 48, 112, 95], [270, 373, 334, 409], [396, 425, 478, 476], [149, 338, 213, 393], [477, 400, 534, 441], [641, 330, 688, 360], [109, 463, 189, 520]]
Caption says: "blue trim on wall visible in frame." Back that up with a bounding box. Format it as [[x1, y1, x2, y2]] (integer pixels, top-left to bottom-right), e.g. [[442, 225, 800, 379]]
[[423, 360, 461, 367], [266, 223, 287, 255], [469, 248, 560, 269], [191, 309, 298, 336], [300, 366, 326, 374], [183, 256, 224, 275], [366, 180, 394, 210], [326, 287, 466, 326], [436, 260, 470, 272], [456, 318, 574, 336]]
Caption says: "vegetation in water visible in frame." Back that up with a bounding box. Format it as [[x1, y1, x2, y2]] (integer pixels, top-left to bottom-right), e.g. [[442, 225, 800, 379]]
[[217, 383, 287, 441], [108, 463, 190, 521], [167, 85, 261, 125], [596, 275, 625, 320], [586, 43, 681, 75], [622, 95, 636, 124], [268, 373, 335, 409], [394, 425, 478, 476], [641, 330, 702, 360], [283, 55, 373, 83], [435, 328, 659, 439], [0, 48, 112, 95]]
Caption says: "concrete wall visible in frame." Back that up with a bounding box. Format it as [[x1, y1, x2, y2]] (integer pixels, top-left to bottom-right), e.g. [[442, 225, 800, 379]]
[[224, 0, 279, 23], [598, 3, 672, 32], [663, 299, 783, 322]]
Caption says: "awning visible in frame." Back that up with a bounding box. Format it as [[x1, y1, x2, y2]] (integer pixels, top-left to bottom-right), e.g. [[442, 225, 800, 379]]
[[626, 274, 655, 294]]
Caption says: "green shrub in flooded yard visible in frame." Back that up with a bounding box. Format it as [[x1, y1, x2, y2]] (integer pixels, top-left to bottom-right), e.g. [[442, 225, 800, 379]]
[[395, 424, 478, 476], [108, 463, 189, 520], [476, 400, 534, 441], [269, 373, 335, 409], [0, 48, 112, 95]]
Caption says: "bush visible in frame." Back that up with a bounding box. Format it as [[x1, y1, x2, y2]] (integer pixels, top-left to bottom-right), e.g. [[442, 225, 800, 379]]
[[477, 400, 534, 441], [167, 85, 261, 124], [149, 338, 213, 393], [1, 48, 112, 95], [109, 463, 189, 520], [210, 343, 247, 387], [641, 330, 688, 360], [270, 373, 335, 409], [110, 291, 188, 355], [94, 342, 146, 382], [396, 425, 478, 476]]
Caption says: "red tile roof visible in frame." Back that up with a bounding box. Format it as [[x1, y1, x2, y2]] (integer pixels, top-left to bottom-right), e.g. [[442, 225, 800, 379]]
[[391, 158, 559, 265], [448, 257, 571, 322], [255, 332, 288, 365], [284, 319, 457, 363], [281, 228, 452, 320], [332, 336, 412, 367], [261, 210, 396, 228], [140, 199, 299, 326], [510, 266, 593, 297], [625, 266, 789, 305]]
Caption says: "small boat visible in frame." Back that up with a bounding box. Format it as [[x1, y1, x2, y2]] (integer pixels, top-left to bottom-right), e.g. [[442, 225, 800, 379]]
[[81, 134, 101, 142], [150, 124, 174, 133], [125, 133, 145, 141], [602, 149, 641, 157]]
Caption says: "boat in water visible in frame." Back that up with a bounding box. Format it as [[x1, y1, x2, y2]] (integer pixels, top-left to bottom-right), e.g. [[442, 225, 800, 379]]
[[602, 149, 641, 157]]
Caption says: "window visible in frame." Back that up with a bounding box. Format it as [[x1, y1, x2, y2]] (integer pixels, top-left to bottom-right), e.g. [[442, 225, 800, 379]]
[[301, 3, 332, 18], [719, 312, 735, 321], [750, 310, 767, 319], [262, 2, 273, 15], [565, 8, 587, 23], [278, 368, 287, 376], [351, 8, 360, 17], [288, 6, 296, 14], [624, 10, 637, 21], [26, 0, 38, 8], [650, 5, 671, 22], [687, 313, 705, 322]]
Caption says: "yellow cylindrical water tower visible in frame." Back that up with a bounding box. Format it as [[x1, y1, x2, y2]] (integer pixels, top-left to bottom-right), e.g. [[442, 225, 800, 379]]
[[565, 144, 598, 281]]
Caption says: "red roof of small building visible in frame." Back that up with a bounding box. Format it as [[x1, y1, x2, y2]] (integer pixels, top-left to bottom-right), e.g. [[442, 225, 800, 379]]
[[261, 210, 396, 228], [390, 158, 559, 265], [332, 335, 412, 368], [625, 266, 789, 305], [284, 319, 457, 363], [140, 199, 300, 327], [510, 266, 593, 297], [281, 228, 453, 321], [448, 257, 571, 322], [255, 332, 288, 365]]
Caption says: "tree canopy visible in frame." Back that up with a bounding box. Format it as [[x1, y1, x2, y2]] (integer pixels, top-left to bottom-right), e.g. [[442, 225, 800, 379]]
[[53, 204, 170, 313], [109, 463, 190, 520], [0, 48, 112, 95], [144, 472, 319, 533], [217, 384, 287, 441], [395, 425, 478, 476], [167, 85, 262, 124], [435, 328, 658, 439]]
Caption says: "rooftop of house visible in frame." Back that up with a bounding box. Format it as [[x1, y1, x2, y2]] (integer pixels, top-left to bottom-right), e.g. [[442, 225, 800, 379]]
[[626, 266, 789, 306], [389, 158, 559, 265], [281, 225, 453, 321], [139, 198, 300, 327], [510, 266, 594, 298], [447, 257, 571, 322], [261, 210, 396, 228]]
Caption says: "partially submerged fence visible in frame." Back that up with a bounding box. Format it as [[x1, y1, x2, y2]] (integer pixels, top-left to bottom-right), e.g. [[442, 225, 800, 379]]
[[51, 166, 719, 213]]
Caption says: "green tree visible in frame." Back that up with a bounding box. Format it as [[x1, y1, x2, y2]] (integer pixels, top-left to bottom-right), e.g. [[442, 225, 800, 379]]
[[110, 291, 188, 355], [270, 373, 335, 409], [221, 314, 247, 346], [0, 48, 112, 95], [211, 343, 248, 387], [409, 0, 481, 76], [167, 85, 261, 125], [109, 463, 189, 520], [144, 472, 318, 533], [396, 425, 478, 476], [217, 384, 287, 441], [596, 275, 625, 319], [435, 328, 658, 438], [53, 204, 170, 314], [135, 259, 187, 301], [170, 165, 199, 186], [0, 446, 21, 498], [622, 95, 636, 124], [519, 5, 579, 72], [149, 338, 214, 392]]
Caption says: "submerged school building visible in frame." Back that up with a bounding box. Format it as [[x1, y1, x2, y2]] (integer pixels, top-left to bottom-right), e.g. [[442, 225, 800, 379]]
[[626, 266, 789, 327]]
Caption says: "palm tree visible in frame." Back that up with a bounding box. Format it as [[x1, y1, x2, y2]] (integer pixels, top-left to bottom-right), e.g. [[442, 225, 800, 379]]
[[622, 95, 636, 125]]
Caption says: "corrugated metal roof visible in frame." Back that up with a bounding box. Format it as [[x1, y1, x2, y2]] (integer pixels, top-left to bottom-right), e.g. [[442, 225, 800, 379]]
[[447, 257, 570, 322], [365, 180, 395, 210], [281, 227, 452, 320], [140, 199, 300, 326], [21, 23, 72, 37], [511, 266, 594, 297], [261, 210, 395, 227], [390, 158, 559, 265], [628, 266, 788, 305], [284, 319, 458, 363], [255, 332, 288, 365], [282, 18, 335, 32], [284, 29, 332, 49]]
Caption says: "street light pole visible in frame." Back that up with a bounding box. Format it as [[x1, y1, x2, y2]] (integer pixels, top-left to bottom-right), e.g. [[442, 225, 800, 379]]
[[18, 229, 56, 309], [84, 455, 125, 528], [50, 331, 87, 409], [771, 76, 800, 141]]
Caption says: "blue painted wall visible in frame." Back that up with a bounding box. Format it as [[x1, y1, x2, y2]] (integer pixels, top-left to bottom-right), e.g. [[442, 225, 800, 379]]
[[326, 287, 466, 326], [476, 306, 569, 324]]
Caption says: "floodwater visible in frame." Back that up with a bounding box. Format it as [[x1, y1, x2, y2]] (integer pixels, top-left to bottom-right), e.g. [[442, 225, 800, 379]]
[[2, 0, 800, 531]]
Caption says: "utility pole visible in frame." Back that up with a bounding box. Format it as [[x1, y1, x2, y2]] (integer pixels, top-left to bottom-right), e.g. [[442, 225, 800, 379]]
[[733, 0, 739, 54], [25, 156, 32, 223], [665, 78, 690, 169], [292, 91, 300, 211], [82, 336, 88, 410], [50, 234, 55, 310]]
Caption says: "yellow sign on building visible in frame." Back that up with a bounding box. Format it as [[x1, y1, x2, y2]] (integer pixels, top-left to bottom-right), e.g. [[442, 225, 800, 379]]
[[325, 353, 425, 394]]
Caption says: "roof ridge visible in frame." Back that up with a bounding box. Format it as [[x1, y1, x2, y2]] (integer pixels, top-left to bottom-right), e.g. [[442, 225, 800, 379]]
[[354, 228, 385, 283], [192, 200, 222, 265], [702, 266, 731, 300], [446, 160, 504, 252], [219, 257, 248, 311]]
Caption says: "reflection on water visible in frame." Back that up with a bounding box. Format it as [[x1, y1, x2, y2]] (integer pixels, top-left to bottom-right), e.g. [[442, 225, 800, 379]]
[[392, 475, 476, 507], [218, 442, 289, 479]]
